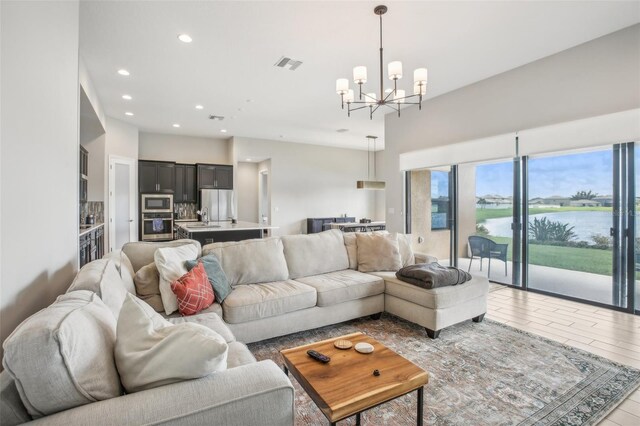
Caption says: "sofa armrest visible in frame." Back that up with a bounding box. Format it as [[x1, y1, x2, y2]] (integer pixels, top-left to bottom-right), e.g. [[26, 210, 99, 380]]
[[414, 252, 438, 264], [27, 360, 293, 426]]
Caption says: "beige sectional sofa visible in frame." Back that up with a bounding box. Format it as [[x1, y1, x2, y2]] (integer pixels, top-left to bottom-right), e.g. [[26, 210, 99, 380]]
[[0, 230, 488, 425]]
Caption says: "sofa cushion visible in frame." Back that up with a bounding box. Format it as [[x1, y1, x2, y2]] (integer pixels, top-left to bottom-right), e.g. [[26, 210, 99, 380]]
[[102, 250, 136, 294], [66, 259, 128, 320], [185, 255, 232, 303], [115, 294, 228, 394], [170, 262, 215, 316], [295, 270, 385, 307], [133, 262, 164, 312], [371, 271, 489, 309], [227, 342, 257, 369], [343, 233, 358, 269], [344, 232, 414, 270], [202, 237, 289, 287], [167, 311, 235, 344], [222, 280, 317, 324], [2, 291, 120, 418], [154, 244, 200, 315], [123, 239, 201, 273], [356, 233, 403, 272], [281, 230, 349, 279]]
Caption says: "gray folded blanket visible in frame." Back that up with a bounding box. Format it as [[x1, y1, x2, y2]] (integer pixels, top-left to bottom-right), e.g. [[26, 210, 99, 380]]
[[395, 262, 472, 289]]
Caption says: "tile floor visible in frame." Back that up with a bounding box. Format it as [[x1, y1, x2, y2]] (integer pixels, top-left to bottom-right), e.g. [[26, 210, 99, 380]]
[[486, 285, 640, 425]]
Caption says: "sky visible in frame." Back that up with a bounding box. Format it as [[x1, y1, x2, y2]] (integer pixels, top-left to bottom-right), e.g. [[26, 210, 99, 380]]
[[475, 150, 614, 198]]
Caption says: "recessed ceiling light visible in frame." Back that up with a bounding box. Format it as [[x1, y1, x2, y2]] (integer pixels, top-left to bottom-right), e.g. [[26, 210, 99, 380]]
[[125, 112, 134, 116], [246, 158, 252, 162], [246, 99, 254, 103], [195, 105, 204, 110], [122, 94, 132, 100], [172, 123, 180, 128], [220, 129, 227, 133], [177, 34, 192, 43], [117, 69, 130, 76]]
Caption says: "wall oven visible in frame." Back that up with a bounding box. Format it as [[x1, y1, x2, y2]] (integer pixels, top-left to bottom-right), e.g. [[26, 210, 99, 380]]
[[141, 194, 173, 241], [141, 212, 174, 241], [142, 194, 173, 213]]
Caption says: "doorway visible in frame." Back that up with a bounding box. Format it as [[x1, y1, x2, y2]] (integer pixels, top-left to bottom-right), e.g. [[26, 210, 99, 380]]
[[108, 156, 136, 251], [259, 169, 270, 226]]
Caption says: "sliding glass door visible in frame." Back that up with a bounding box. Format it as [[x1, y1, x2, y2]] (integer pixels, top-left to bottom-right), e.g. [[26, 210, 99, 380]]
[[405, 142, 638, 313], [526, 148, 618, 306]]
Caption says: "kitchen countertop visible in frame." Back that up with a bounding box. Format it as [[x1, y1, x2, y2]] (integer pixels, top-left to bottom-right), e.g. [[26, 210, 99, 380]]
[[176, 221, 277, 233], [175, 218, 198, 222], [79, 222, 104, 237]]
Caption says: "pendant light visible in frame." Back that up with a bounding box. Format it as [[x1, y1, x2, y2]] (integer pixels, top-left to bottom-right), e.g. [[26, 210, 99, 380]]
[[357, 136, 385, 190]]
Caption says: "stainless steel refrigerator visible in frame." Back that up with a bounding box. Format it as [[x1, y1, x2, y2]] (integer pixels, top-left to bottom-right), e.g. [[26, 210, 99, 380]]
[[200, 189, 235, 221]]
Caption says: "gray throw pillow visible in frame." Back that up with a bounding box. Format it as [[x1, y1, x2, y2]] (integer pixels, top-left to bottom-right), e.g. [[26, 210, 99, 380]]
[[185, 255, 232, 303]]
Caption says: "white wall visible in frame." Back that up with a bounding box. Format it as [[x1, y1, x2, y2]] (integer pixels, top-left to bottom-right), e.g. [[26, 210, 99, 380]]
[[105, 117, 139, 250], [79, 56, 105, 131], [237, 162, 259, 222], [382, 24, 640, 232], [138, 132, 230, 164], [1, 1, 80, 352], [232, 137, 377, 235]]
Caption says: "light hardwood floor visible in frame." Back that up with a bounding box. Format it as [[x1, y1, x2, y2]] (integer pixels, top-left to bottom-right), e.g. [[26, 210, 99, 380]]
[[486, 286, 640, 426]]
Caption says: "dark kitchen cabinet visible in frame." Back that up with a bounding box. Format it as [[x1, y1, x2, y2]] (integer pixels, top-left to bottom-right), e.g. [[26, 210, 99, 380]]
[[139, 161, 175, 193], [79, 225, 104, 268], [174, 164, 197, 203], [197, 164, 233, 190], [79, 146, 88, 202]]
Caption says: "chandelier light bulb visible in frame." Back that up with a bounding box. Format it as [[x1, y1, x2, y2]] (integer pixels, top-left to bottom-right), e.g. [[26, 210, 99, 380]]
[[414, 68, 428, 85], [353, 66, 368, 84], [336, 78, 349, 95], [344, 89, 355, 103], [388, 61, 403, 80], [394, 89, 406, 103]]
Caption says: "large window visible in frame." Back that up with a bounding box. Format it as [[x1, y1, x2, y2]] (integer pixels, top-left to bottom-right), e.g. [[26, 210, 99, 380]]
[[431, 171, 449, 230]]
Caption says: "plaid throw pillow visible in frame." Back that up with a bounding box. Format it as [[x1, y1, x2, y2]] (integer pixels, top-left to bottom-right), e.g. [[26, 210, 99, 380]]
[[170, 262, 214, 316]]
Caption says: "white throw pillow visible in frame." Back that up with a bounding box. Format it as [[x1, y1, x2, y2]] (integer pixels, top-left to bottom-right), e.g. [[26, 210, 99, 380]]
[[115, 294, 228, 393], [154, 244, 199, 315], [2, 291, 121, 418], [395, 233, 415, 266]]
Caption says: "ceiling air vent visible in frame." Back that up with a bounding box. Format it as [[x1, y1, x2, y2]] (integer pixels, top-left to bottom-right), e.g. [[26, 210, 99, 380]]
[[274, 56, 302, 71], [209, 115, 225, 121]]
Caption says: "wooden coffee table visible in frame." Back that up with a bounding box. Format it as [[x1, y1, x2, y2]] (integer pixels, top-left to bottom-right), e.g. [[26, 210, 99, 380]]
[[280, 332, 428, 425]]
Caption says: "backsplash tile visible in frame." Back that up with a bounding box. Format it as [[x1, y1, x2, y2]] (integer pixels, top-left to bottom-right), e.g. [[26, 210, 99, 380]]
[[80, 201, 104, 224], [175, 202, 197, 220]]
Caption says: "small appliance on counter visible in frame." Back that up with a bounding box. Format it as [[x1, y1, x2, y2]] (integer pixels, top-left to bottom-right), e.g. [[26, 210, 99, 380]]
[[359, 218, 372, 223], [85, 214, 95, 225]]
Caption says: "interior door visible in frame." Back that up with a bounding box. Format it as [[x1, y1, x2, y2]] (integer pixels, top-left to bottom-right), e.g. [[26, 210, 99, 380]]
[[110, 157, 136, 251]]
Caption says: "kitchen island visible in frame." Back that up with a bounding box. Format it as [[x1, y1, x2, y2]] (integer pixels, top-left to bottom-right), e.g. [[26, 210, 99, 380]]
[[175, 221, 277, 245]]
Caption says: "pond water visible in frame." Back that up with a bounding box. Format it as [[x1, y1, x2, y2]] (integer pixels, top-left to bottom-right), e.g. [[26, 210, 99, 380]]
[[482, 211, 612, 242]]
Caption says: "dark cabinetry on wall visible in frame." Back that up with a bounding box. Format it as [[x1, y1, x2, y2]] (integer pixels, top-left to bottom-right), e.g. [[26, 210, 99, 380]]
[[197, 164, 233, 190], [79, 225, 104, 268], [139, 161, 175, 193], [307, 217, 356, 234], [80, 146, 88, 202], [174, 164, 197, 203]]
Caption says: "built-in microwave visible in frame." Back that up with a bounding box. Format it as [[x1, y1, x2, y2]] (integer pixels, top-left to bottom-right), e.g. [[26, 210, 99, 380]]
[[142, 194, 173, 213]]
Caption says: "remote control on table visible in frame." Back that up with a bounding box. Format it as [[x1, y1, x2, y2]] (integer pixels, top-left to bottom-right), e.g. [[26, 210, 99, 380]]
[[307, 350, 331, 363]]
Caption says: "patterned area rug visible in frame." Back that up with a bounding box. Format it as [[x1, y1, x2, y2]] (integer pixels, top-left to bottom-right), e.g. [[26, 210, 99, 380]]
[[248, 314, 640, 425]]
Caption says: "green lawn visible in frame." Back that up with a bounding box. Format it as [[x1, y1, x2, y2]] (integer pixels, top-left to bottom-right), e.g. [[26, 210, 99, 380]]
[[476, 206, 612, 223], [489, 236, 612, 276]]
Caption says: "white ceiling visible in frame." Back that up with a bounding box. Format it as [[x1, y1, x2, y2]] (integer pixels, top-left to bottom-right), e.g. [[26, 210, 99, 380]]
[[79, 1, 640, 151]]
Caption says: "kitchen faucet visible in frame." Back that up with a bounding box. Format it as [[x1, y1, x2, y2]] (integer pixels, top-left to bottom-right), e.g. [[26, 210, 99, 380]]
[[201, 207, 209, 225]]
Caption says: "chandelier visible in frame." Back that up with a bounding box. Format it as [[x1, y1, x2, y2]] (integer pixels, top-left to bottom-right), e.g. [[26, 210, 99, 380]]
[[336, 5, 427, 119]]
